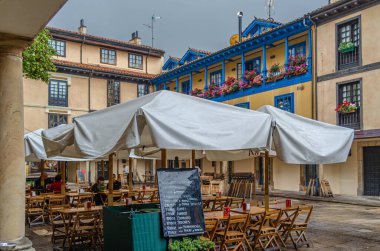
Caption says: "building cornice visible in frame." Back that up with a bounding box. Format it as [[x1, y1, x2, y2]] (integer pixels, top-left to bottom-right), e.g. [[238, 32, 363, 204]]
[[317, 61, 380, 82], [53, 60, 154, 84], [47, 27, 165, 58]]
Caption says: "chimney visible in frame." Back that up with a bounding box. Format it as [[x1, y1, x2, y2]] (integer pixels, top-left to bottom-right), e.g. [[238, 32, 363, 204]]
[[237, 12, 243, 42], [78, 19, 87, 34], [129, 31, 142, 45]]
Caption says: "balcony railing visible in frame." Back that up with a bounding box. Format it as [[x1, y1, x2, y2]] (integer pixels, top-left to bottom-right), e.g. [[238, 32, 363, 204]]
[[338, 108, 361, 130], [338, 46, 360, 70]]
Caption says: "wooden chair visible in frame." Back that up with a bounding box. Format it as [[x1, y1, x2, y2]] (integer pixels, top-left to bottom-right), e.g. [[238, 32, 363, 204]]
[[46, 195, 67, 244], [26, 197, 45, 226], [202, 218, 218, 241], [68, 211, 102, 250], [281, 205, 313, 249], [73, 192, 94, 208], [203, 200, 212, 212], [212, 198, 229, 211], [214, 214, 249, 251], [229, 198, 244, 208], [247, 210, 285, 250], [150, 190, 160, 203]]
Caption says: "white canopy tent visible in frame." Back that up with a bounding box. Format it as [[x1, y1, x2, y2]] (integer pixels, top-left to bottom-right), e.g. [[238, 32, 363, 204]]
[[41, 91, 354, 208]]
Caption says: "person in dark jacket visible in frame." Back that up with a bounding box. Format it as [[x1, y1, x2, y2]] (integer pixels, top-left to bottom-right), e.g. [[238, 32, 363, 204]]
[[91, 176, 105, 205]]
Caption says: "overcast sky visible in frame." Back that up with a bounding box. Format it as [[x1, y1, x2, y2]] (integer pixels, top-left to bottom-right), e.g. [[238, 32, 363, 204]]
[[49, 0, 328, 59]]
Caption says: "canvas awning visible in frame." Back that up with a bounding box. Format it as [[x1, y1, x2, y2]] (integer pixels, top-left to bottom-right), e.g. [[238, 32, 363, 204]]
[[42, 91, 273, 159]]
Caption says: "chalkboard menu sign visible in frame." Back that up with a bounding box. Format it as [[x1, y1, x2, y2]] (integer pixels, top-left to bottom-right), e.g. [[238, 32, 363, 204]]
[[157, 168, 205, 237]]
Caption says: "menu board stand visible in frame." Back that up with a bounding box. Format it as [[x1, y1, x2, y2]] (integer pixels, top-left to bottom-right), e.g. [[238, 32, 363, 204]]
[[157, 168, 205, 238]]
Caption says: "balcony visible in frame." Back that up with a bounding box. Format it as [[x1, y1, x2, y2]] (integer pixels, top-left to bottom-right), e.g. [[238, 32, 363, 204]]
[[338, 46, 360, 70], [338, 108, 361, 130]]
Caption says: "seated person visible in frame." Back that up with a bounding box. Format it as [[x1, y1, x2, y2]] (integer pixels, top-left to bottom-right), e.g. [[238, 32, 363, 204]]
[[109, 174, 121, 190], [91, 176, 106, 205], [47, 174, 63, 193]]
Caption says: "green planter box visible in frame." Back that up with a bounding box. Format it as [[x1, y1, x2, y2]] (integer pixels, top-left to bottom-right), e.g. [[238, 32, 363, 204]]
[[103, 204, 168, 251]]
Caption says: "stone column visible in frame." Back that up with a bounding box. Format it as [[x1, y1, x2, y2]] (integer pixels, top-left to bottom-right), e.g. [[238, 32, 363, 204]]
[[0, 35, 34, 250]]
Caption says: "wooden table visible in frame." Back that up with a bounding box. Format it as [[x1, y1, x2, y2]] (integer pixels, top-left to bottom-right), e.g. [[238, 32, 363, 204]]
[[58, 206, 103, 214], [231, 206, 266, 215], [133, 188, 158, 193], [202, 196, 230, 202], [269, 201, 301, 210], [203, 210, 242, 220]]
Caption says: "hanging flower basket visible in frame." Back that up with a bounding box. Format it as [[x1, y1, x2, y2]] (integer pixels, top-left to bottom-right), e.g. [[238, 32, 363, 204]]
[[335, 101, 357, 114], [338, 42, 355, 54]]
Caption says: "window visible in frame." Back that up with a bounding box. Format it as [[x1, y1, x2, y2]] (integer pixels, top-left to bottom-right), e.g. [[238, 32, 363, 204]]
[[182, 81, 190, 95], [129, 54, 143, 69], [48, 113, 68, 128], [137, 84, 149, 97], [210, 70, 222, 85], [337, 18, 360, 70], [49, 79, 68, 107], [337, 81, 361, 129], [289, 42, 306, 57], [97, 161, 109, 180], [274, 93, 294, 113], [100, 48, 116, 64], [245, 57, 261, 72], [107, 80, 120, 107], [235, 102, 250, 109], [236, 63, 242, 80], [304, 164, 318, 187], [49, 39, 66, 57]]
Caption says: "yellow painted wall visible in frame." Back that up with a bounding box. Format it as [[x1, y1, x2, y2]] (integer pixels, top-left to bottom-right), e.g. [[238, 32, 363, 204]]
[[317, 4, 380, 76]]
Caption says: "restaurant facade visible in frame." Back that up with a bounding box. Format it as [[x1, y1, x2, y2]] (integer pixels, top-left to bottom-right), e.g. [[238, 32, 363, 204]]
[[23, 22, 165, 184]]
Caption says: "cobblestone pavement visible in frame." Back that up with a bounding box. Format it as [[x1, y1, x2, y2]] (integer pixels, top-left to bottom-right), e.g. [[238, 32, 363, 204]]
[[26, 200, 380, 250]]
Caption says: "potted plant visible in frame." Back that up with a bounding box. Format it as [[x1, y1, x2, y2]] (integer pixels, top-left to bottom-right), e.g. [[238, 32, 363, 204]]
[[169, 237, 215, 251], [220, 77, 240, 95], [266, 63, 284, 83], [190, 88, 204, 98], [204, 81, 221, 99], [335, 101, 357, 114], [251, 74, 263, 86], [338, 41, 355, 53], [285, 55, 308, 78]]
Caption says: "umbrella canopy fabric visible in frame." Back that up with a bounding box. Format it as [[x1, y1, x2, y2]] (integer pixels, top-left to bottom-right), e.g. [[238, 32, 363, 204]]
[[258, 105, 354, 164], [24, 128, 88, 162], [42, 91, 272, 159]]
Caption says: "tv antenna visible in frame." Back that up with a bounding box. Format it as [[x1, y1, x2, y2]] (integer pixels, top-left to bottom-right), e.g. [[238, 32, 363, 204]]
[[265, 0, 275, 19], [143, 14, 161, 47]]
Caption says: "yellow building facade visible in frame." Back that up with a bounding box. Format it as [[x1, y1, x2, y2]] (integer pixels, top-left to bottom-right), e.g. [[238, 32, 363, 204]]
[[153, 17, 315, 192], [313, 0, 380, 196], [24, 23, 165, 184]]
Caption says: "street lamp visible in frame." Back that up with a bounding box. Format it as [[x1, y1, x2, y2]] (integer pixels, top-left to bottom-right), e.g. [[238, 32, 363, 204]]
[[143, 14, 162, 47]]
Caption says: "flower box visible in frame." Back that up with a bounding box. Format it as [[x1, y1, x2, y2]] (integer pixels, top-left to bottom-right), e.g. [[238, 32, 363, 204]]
[[339, 47, 355, 53], [338, 42, 355, 54], [335, 101, 357, 114]]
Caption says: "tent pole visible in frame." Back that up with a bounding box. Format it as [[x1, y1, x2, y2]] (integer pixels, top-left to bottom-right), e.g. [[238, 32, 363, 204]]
[[191, 150, 195, 168], [128, 157, 133, 193], [61, 161, 66, 195], [161, 149, 167, 168], [108, 154, 114, 206], [264, 151, 270, 211], [76, 162, 79, 190]]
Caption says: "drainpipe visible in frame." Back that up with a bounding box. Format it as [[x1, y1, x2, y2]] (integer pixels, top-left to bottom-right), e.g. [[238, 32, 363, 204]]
[[146, 49, 152, 74], [307, 15, 318, 121], [237, 12, 243, 42], [80, 35, 86, 64], [88, 70, 94, 112]]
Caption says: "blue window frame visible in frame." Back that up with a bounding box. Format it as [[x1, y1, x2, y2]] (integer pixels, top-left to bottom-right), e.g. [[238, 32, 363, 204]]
[[235, 102, 250, 109], [289, 42, 306, 58], [49, 79, 68, 107], [274, 93, 294, 113], [210, 70, 222, 85], [236, 63, 242, 80], [245, 57, 261, 72], [182, 81, 190, 94]]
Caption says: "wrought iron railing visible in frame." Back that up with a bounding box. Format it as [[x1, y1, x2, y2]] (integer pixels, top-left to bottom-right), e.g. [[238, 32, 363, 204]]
[[338, 46, 360, 70], [338, 108, 361, 130]]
